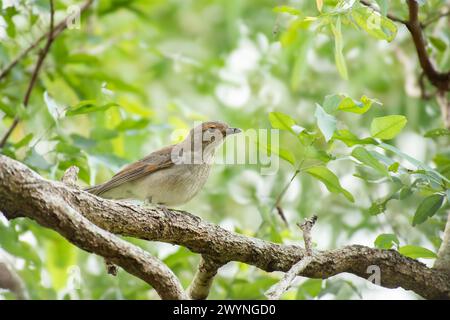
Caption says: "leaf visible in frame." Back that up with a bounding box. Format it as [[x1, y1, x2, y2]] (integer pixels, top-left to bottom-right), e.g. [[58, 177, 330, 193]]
[[43, 91, 63, 121], [370, 115, 407, 140], [297, 279, 323, 299], [273, 5, 301, 15], [351, 6, 397, 42], [268, 112, 297, 134], [429, 36, 447, 52], [412, 194, 445, 226], [306, 166, 354, 202], [398, 245, 437, 259], [424, 128, 450, 138], [314, 104, 337, 142], [331, 17, 348, 80], [0, 100, 16, 118], [338, 95, 380, 114], [260, 142, 296, 166], [375, 0, 388, 16], [315, 0, 323, 12], [351, 146, 389, 177], [388, 162, 399, 172], [333, 130, 377, 147], [322, 94, 342, 114], [24, 148, 52, 170], [14, 133, 34, 149], [66, 101, 119, 116], [374, 233, 399, 249], [115, 118, 150, 131]]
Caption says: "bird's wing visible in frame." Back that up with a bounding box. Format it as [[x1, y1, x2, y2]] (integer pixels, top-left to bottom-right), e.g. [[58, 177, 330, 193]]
[[86, 145, 175, 195]]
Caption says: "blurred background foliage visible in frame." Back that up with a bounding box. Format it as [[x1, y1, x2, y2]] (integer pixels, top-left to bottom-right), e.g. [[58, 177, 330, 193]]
[[0, 0, 449, 299]]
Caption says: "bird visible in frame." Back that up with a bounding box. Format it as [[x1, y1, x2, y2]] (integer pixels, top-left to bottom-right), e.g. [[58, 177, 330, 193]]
[[85, 121, 241, 209]]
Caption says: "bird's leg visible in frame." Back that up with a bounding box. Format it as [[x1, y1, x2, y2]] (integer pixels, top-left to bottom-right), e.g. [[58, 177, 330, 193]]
[[156, 204, 177, 219]]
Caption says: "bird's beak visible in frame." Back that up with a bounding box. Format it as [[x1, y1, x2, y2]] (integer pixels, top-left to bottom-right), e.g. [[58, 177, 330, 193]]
[[226, 127, 242, 136]]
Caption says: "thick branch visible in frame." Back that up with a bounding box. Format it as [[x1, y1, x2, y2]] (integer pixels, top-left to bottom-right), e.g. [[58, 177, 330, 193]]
[[435, 211, 450, 273], [0, 158, 186, 300], [187, 256, 222, 300], [0, 155, 449, 299]]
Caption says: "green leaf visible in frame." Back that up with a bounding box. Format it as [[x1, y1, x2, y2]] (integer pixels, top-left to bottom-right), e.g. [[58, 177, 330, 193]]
[[323, 94, 381, 114], [66, 101, 119, 116], [331, 17, 348, 80], [43, 91, 63, 121], [315, 0, 323, 12], [374, 233, 399, 249], [338, 95, 380, 114], [273, 5, 301, 15], [306, 166, 354, 202], [268, 112, 297, 134], [424, 128, 450, 138], [14, 133, 34, 149], [375, 0, 388, 16], [429, 36, 447, 52], [315, 104, 336, 142], [370, 115, 407, 140], [297, 279, 323, 299], [115, 118, 150, 131], [0, 100, 16, 118], [24, 148, 52, 170], [332, 130, 377, 147], [388, 162, 399, 172], [412, 194, 445, 226], [351, 146, 389, 177], [260, 142, 296, 166], [398, 245, 437, 259]]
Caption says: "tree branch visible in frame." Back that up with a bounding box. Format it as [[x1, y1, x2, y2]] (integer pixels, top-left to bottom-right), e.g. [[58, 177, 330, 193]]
[[0, 155, 449, 299], [0, 0, 94, 82], [265, 216, 317, 300], [0, 0, 57, 148], [435, 211, 450, 273], [187, 256, 223, 300]]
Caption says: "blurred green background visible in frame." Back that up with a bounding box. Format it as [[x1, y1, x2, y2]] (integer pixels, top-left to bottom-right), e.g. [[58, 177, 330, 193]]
[[0, 0, 449, 299]]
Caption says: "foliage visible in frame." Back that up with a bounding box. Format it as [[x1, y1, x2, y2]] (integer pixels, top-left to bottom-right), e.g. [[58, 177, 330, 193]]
[[0, 0, 449, 300]]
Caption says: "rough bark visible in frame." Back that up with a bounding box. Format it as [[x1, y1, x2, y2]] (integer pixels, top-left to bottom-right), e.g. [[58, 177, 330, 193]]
[[187, 256, 222, 300], [435, 211, 450, 273], [0, 155, 449, 299]]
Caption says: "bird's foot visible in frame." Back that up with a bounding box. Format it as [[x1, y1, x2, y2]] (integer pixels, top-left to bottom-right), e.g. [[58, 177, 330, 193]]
[[157, 204, 177, 219]]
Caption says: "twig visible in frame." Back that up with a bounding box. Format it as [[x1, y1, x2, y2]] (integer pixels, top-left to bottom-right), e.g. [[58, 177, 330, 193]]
[[0, 0, 94, 82], [0, 0, 56, 148], [187, 256, 223, 300], [265, 215, 317, 300]]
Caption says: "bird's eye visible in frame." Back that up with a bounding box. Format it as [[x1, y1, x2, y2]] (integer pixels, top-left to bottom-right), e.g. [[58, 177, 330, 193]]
[[207, 127, 216, 132]]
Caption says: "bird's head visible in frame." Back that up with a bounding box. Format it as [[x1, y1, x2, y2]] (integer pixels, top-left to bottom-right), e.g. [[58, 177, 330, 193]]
[[177, 121, 241, 162]]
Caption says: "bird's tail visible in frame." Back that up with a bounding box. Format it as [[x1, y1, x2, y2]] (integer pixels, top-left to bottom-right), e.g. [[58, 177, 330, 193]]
[[84, 184, 103, 195]]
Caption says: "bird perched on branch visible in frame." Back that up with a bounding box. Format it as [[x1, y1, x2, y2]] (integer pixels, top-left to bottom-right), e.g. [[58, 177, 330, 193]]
[[86, 121, 241, 208]]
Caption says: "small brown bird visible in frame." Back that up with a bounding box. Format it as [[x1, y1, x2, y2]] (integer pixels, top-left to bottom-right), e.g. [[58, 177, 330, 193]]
[[86, 121, 241, 207]]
